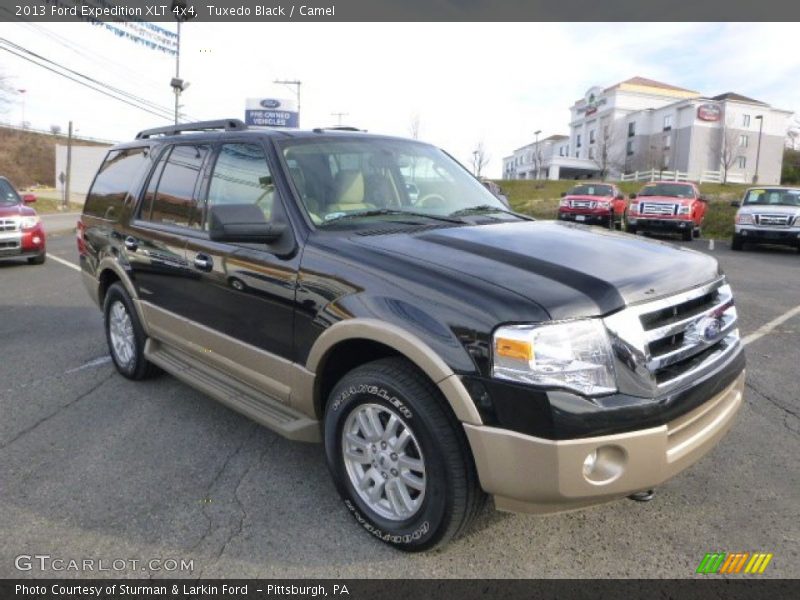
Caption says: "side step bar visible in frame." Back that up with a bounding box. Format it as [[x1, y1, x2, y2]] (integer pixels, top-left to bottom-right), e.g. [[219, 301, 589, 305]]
[[144, 339, 320, 442]]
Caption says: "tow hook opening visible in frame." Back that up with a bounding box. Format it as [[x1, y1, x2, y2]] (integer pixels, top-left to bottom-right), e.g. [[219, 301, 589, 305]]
[[628, 489, 656, 502]]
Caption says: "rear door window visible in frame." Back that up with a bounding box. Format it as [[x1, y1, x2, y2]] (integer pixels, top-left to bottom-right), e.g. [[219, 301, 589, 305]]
[[84, 147, 149, 220], [139, 144, 210, 229]]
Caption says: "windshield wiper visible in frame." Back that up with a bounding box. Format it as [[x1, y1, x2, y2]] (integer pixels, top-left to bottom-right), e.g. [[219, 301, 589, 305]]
[[449, 205, 531, 219], [322, 208, 464, 225]]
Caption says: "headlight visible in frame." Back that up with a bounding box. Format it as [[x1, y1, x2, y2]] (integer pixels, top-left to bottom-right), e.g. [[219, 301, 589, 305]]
[[20, 216, 40, 230], [678, 205, 690, 215], [493, 320, 617, 396], [597, 201, 610, 209], [736, 213, 754, 225], [559, 199, 570, 208], [630, 203, 639, 214]]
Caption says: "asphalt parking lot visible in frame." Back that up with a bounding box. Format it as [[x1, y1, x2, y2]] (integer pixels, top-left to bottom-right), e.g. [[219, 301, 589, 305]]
[[1, 230, 798, 579]]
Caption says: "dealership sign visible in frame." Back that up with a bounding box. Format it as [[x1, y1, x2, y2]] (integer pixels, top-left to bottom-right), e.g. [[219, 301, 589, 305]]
[[245, 97, 299, 127], [577, 86, 608, 116], [697, 103, 722, 122]]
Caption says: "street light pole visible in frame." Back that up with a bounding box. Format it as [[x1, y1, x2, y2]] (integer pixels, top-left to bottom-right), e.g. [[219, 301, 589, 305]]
[[534, 130, 541, 179], [753, 115, 764, 184], [174, 20, 181, 124], [273, 79, 302, 126], [472, 150, 479, 176], [63, 120, 72, 210]]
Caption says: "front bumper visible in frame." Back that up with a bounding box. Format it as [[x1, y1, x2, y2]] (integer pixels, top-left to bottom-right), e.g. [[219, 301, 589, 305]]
[[464, 370, 745, 514], [628, 217, 693, 232], [735, 226, 800, 246], [558, 211, 611, 225], [0, 227, 45, 260]]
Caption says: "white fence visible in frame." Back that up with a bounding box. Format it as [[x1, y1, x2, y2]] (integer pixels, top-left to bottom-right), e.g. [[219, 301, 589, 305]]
[[619, 169, 690, 183], [699, 170, 750, 184]]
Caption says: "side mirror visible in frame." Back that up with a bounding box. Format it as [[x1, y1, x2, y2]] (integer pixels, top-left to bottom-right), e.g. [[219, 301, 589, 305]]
[[560, 192, 567, 197], [629, 193, 637, 199], [730, 200, 741, 208], [208, 204, 286, 244], [22, 193, 37, 204]]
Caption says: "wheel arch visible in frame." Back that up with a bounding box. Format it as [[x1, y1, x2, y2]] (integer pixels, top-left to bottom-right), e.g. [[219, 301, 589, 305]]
[[305, 319, 482, 427]]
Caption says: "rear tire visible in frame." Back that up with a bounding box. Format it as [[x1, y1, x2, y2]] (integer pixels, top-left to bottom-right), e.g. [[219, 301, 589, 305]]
[[323, 357, 485, 552], [627, 225, 637, 235], [681, 228, 693, 241], [731, 235, 744, 251], [103, 282, 161, 380], [27, 253, 46, 265]]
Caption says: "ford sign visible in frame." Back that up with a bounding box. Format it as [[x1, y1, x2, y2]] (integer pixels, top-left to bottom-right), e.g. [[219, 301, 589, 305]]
[[260, 99, 281, 109], [697, 103, 722, 122]]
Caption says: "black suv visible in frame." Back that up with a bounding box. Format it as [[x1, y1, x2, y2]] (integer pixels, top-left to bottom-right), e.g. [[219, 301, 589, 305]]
[[79, 119, 745, 551]]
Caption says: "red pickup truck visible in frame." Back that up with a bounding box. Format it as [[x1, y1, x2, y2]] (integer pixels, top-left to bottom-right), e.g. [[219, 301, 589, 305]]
[[627, 182, 707, 241], [557, 182, 627, 229], [0, 177, 46, 264]]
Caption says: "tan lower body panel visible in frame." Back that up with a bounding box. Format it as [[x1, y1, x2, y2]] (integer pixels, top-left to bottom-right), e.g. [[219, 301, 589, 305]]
[[465, 371, 745, 515]]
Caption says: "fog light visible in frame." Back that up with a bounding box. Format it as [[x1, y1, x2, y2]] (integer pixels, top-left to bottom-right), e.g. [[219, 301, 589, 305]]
[[32, 236, 42, 245], [581, 445, 627, 485]]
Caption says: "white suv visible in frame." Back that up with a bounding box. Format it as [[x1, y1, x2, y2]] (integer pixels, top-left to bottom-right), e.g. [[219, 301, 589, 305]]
[[732, 187, 800, 252]]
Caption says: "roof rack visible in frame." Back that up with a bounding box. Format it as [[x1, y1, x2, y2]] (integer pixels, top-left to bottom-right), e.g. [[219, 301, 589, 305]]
[[135, 119, 248, 139], [312, 126, 365, 133]]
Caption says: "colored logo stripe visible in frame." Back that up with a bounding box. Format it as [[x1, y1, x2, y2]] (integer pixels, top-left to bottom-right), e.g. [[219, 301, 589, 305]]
[[696, 552, 773, 574]]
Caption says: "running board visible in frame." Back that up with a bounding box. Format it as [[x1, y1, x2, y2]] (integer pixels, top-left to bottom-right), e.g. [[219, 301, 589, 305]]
[[144, 339, 320, 442]]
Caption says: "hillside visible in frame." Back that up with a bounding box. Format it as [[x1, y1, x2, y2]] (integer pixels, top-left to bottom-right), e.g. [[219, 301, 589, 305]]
[[0, 126, 107, 189]]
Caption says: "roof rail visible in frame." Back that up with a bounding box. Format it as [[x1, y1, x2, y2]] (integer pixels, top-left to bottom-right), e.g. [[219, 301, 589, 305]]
[[312, 126, 365, 133], [135, 119, 248, 139]]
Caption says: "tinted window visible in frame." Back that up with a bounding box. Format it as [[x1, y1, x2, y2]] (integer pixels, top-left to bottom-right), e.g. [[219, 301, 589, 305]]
[[638, 183, 694, 198], [138, 146, 170, 221], [84, 147, 148, 220], [207, 143, 276, 223], [144, 144, 209, 228], [0, 179, 19, 206]]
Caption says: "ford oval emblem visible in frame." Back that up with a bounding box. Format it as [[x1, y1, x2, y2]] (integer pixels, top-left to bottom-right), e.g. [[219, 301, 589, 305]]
[[260, 99, 281, 109], [700, 317, 722, 342]]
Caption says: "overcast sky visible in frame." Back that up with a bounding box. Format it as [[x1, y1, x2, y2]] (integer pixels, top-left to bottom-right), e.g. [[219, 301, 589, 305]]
[[1, 22, 798, 176]]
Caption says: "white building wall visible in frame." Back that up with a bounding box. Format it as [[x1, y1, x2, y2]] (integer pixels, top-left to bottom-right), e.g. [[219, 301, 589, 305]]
[[55, 145, 112, 203]]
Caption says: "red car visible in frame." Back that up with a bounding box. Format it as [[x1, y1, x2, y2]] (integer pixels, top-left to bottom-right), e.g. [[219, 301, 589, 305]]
[[627, 181, 707, 241], [558, 182, 627, 229], [0, 177, 46, 265]]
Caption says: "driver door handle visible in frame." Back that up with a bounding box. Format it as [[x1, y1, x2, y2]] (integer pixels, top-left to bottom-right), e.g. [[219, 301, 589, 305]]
[[193, 253, 213, 272]]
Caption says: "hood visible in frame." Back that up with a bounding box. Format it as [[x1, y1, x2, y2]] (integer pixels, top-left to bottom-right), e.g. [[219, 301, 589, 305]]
[[0, 203, 35, 218], [564, 194, 612, 201], [353, 221, 720, 319], [636, 195, 690, 204], [737, 204, 800, 217]]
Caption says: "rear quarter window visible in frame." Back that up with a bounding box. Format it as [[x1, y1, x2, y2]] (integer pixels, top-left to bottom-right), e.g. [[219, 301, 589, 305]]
[[84, 147, 149, 220]]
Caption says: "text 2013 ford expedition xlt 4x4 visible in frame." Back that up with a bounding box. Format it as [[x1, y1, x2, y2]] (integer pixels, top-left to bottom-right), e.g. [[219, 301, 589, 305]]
[[79, 120, 745, 551]]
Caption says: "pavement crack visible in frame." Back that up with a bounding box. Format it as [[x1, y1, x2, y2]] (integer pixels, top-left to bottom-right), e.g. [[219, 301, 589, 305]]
[[746, 380, 800, 436], [0, 371, 115, 451]]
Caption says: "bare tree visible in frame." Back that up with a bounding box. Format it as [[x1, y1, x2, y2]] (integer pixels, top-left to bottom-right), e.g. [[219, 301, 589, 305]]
[[787, 116, 800, 151], [591, 120, 626, 179], [409, 113, 421, 140], [719, 116, 740, 184], [471, 141, 490, 177], [0, 72, 17, 113], [50, 124, 62, 135]]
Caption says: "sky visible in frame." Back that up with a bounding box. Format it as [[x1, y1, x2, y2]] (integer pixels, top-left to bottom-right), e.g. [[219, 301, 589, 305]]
[[1, 22, 799, 177]]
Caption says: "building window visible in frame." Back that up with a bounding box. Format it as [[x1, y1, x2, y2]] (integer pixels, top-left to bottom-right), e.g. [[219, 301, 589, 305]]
[[663, 134, 671, 149], [739, 135, 749, 147], [742, 114, 751, 127], [663, 115, 672, 131], [576, 134, 582, 148], [575, 151, 580, 158], [589, 147, 595, 159], [628, 122, 636, 137], [737, 156, 747, 169], [589, 130, 596, 144], [626, 140, 634, 156]]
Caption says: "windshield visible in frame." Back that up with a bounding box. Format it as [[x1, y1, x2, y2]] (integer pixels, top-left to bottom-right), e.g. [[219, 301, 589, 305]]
[[743, 188, 800, 207], [567, 184, 613, 197], [0, 179, 21, 206], [277, 137, 507, 226], [638, 183, 694, 198]]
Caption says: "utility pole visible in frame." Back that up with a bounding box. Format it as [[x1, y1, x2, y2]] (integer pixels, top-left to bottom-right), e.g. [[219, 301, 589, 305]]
[[170, 1, 193, 124], [17, 89, 26, 128], [174, 20, 181, 124], [331, 112, 348, 126], [273, 79, 302, 126], [63, 120, 72, 210], [753, 115, 764, 183]]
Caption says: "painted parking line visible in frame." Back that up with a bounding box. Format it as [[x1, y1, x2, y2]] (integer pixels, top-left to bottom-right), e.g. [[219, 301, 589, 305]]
[[48, 254, 80, 272], [742, 304, 800, 347]]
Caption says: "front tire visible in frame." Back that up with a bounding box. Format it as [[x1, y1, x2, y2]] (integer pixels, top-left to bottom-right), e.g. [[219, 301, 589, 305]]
[[324, 357, 485, 551], [104, 282, 161, 380], [731, 235, 744, 251], [681, 228, 693, 241]]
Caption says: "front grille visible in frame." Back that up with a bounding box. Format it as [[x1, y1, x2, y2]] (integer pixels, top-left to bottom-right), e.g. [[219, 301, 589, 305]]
[[755, 214, 791, 227], [0, 240, 20, 251], [604, 279, 739, 396], [641, 202, 678, 216], [0, 218, 19, 232], [570, 200, 596, 209]]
